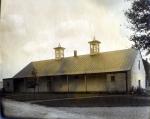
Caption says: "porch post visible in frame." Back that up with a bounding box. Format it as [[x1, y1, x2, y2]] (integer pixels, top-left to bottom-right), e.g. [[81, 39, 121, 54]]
[[125, 72, 128, 93], [49, 77, 52, 92], [84, 74, 87, 92], [67, 75, 69, 92], [23, 78, 26, 93], [37, 76, 39, 93]]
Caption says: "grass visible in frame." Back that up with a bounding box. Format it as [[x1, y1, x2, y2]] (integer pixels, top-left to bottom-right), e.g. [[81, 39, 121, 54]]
[[2, 93, 150, 107]]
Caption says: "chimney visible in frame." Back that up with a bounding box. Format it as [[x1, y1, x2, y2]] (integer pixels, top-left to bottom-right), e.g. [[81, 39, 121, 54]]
[[74, 50, 77, 57]]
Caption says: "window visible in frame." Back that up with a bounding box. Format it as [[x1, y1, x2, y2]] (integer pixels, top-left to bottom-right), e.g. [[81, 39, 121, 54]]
[[91, 45, 94, 51], [93, 45, 97, 52], [56, 50, 64, 58], [138, 60, 140, 70], [111, 76, 115, 82], [138, 80, 141, 88], [26, 80, 36, 88], [6, 82, 10, 87], [56, 51, 59, 58], [60, 50, 64, 57]]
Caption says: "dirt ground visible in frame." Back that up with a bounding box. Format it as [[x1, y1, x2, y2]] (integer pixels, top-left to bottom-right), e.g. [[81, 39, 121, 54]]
[[2, 99, 150, 119]]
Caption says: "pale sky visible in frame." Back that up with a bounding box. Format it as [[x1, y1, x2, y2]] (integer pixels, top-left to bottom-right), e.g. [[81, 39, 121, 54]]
[[0, 0, 132, 80]]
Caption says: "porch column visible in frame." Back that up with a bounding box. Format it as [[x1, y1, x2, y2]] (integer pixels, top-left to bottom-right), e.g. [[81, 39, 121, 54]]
[[67, 75, 69, 92], [49, 77, 52, 92], [37, 77, 39, 93], [23, 78, 26, 93], [125, 72, 128, 93], [84, 74, 87, 92]]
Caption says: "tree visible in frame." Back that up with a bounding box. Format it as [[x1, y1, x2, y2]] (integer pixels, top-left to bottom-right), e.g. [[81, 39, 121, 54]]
[[125, 0, 150, 54], [31, 68, 39, 93]]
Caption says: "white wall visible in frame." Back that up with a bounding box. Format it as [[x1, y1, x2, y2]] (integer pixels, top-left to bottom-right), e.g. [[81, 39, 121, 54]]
[[51, 73, 127, 92], [87, 74, 106, 92], [69, 78, 85, 92], [107, 73, 126, 92], [52, 78, 68, 92], [51, 74, 107, 92], [131, 52, 146, 89]]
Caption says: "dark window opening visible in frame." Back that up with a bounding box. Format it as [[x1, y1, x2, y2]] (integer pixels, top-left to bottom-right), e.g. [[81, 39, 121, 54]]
[[6, 82, 9, 87], [74, 75, 79, 79], [138, 60, 140, 70], [138, 80, 141, 88], [111, 76, 115, 82], [26, 80, 36, 88]]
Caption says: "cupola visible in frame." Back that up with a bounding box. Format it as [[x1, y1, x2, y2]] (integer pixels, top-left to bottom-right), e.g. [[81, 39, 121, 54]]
[[88, 36, 101, 55], [54, 43, 65, 60]]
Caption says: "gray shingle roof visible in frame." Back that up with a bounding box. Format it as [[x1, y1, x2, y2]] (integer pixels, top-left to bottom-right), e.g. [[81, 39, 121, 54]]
[[13, 48, 138, 78]]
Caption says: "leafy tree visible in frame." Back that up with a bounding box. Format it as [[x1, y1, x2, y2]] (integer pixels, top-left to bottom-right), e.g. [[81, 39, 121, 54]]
[[31, 68, 39, 93], [125, 0, 150, 54]]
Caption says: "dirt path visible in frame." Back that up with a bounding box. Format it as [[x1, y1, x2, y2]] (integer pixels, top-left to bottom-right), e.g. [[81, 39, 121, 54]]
[[2, 99, 150, 119]]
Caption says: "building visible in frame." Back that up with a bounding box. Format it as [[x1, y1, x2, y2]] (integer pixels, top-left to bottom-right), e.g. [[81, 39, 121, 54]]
[[143, 59, 150, 90], [3, 38, 146, 93], [0, 81, 2, 89]]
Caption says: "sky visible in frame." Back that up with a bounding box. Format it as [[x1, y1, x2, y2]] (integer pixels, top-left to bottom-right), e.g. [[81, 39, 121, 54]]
[[0, 0, 132, 80]]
